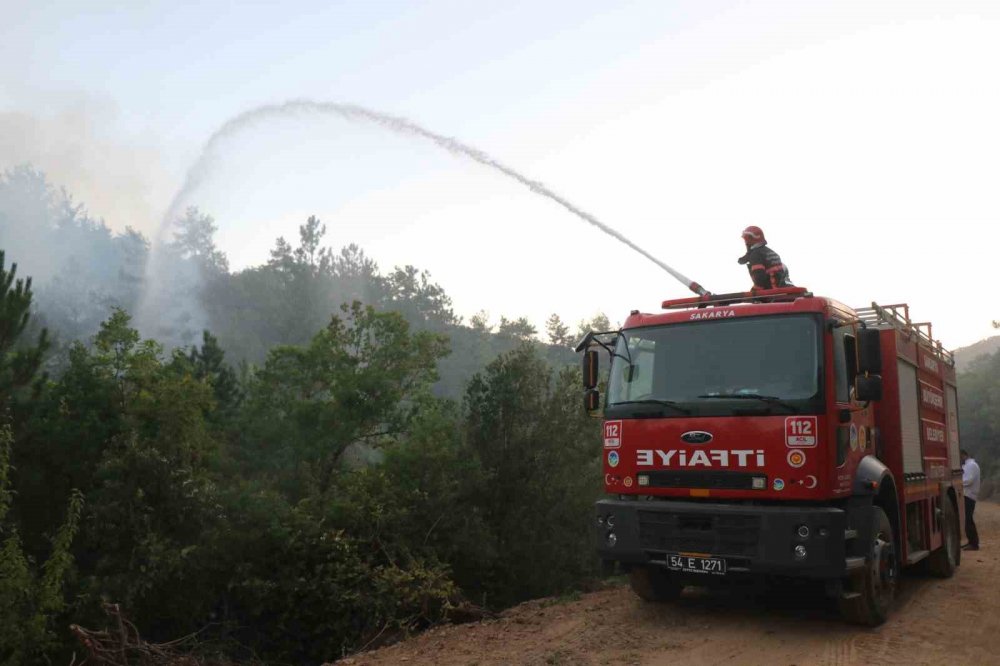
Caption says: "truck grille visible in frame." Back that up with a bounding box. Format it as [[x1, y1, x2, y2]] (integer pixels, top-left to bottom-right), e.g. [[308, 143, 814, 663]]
[[643, 470, 763, 490], [637, 510, 761, 557]]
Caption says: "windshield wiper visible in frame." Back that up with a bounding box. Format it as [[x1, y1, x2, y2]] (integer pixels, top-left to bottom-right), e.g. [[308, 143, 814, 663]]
[[611, 399, 692, 415], [697, 393, 799, 412]]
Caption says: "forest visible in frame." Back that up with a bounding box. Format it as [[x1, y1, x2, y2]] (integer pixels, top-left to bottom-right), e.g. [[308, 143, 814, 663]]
[[0, 166, 605, 664], [0, 165, 997, 664]]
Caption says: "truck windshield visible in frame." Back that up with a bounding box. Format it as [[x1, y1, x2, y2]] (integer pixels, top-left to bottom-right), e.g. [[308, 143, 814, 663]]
[[606, 314, 821, 417]]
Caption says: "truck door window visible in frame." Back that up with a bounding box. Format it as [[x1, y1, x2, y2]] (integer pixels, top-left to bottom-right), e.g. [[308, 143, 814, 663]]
[[833, 329, 857, 404], [833, 328, 849, 403], [844, 334, 858, 391]]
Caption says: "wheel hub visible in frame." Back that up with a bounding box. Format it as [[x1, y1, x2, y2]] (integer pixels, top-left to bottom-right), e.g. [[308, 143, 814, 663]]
[[872, 533, 897, 598]]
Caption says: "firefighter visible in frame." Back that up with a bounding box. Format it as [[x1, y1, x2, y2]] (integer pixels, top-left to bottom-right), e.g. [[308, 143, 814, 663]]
[[737, 226, 792, 290]]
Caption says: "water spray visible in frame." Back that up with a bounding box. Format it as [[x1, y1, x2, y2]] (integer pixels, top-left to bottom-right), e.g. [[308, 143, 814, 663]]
[[155, 100, 710, 298]]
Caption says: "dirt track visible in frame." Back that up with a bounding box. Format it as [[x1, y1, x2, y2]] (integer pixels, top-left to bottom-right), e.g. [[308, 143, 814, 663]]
[[335, 501, 998, 666]]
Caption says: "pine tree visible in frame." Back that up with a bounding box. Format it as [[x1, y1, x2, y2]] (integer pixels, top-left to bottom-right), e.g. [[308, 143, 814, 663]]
[[0, 251, 49, 403], [545, 313, 571, 347]]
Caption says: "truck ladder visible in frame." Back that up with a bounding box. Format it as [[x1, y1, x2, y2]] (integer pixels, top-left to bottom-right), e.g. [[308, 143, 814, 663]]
[[854, 302, 954, 367]]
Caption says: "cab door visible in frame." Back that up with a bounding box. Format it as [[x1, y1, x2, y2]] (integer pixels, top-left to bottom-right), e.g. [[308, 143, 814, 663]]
[[830, 325, 876, 493]]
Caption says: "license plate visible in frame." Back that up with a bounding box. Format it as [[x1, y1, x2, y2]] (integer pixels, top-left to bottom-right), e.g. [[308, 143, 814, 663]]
[[665, 554, 727, 576]]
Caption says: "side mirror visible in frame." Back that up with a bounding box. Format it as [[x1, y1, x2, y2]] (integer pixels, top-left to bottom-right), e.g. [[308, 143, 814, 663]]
[[584, 388, 601, 412], [855, 375, 883, 402], [583, 350, 599, 389], [858, 328, 882, 375]]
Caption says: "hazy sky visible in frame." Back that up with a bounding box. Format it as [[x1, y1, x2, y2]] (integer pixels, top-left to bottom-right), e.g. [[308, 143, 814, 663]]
[[3, 1, 999, 348]]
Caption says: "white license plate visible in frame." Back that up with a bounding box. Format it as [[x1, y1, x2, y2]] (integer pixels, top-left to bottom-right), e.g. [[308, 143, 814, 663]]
[[665, 554, 727, 576]]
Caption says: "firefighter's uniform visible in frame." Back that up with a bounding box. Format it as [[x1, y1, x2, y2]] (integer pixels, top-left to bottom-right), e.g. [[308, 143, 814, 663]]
[[738, 243, 792, 290]]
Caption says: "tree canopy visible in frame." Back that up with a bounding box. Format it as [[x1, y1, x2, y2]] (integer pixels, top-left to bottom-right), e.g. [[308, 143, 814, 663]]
[[0, 166, 601, 664]]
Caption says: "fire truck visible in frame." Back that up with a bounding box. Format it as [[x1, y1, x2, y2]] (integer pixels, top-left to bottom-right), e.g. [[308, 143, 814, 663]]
[[578, 287, 963, 625]]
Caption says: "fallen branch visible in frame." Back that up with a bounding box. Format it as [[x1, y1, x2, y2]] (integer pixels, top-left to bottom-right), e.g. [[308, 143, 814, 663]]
[[70, 603, 249, 666]]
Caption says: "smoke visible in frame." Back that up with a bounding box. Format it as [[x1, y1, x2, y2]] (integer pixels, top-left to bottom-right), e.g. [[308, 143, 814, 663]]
[[0, 95, 168, 236], [0, 94, 170, 345]]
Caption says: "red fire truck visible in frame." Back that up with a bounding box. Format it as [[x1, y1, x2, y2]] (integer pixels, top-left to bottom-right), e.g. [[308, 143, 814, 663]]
[[578, 287, 963, 625]]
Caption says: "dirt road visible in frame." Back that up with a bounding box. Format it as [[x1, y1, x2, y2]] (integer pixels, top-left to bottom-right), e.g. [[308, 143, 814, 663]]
[[335, 501, 998, 666]]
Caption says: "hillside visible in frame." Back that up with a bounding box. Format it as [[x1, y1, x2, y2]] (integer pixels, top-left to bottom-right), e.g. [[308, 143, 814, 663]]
[[953, 335, 1000, 373]]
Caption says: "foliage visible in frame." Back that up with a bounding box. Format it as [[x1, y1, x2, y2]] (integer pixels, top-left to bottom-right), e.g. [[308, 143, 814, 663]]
[[545, 313, 572, 347], [0, 169, 606, 665], [497, 316, 537, 341], [958, 349, 1000, 498], [470, 310, 492, 333], [184, 330, 242, 417], [216, 495, 457, 662], [169, 207, 230, 275], [0, 250, 49, 403], [0, 423, 83, 664], [0, 235, 81, 664], [463, 346, 602, 605], [239, 301, 449, 492], [576, 313, 612, 339]]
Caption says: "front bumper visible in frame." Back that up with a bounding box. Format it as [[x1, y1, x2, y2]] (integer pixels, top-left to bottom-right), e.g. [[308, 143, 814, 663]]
[[596, 498, 850, 579]]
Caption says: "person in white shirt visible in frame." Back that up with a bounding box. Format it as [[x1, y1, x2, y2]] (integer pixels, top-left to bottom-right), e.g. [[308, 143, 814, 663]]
[[961, 449, 981, 551]]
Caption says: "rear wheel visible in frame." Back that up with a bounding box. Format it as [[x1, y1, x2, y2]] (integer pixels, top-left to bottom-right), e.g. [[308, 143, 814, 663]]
[[628, 565, 683, 602], [928, 498, 960, 577], [839, 506, 898, 626]]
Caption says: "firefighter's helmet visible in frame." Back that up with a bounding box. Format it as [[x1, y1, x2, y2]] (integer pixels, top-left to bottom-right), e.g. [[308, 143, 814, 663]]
[[741, 225, 766, 248]]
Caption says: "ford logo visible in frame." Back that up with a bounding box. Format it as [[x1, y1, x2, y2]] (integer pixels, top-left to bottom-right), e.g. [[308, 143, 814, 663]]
[[681, 431, 713, 444]]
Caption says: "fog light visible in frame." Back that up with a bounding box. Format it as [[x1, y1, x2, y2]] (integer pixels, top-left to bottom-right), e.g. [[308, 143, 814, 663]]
[[752, 476, 766, 490], [607, 532, 618, 547], [797, 525, 810, 539], [638, 474, 649, 487], [794, 545, 807, 560], [606, 515, 616, 529]]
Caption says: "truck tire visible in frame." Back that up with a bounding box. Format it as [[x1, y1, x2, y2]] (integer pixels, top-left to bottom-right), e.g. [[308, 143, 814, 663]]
[[628, 565, 682, 602], [928, 498, 960, 577], [838, 506, 898, 626]]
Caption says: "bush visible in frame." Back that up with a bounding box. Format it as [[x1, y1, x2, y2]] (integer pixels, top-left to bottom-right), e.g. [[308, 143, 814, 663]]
[[0, 422, 82, 664]]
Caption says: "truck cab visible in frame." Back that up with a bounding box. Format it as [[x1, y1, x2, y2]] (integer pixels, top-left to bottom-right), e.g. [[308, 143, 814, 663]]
[[580, 288, 963, 625]]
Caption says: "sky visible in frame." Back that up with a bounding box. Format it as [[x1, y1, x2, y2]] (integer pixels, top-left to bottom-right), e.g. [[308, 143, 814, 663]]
[[3, 0, 999, 349]]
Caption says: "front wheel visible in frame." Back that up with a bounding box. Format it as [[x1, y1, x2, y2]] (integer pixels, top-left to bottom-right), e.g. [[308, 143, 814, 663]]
[[628, 565, 683, 602], [839, 506, 898, 626]]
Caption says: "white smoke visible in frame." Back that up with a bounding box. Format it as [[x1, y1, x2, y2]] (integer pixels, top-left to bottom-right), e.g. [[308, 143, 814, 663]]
[[0, 94, 169, 236]]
